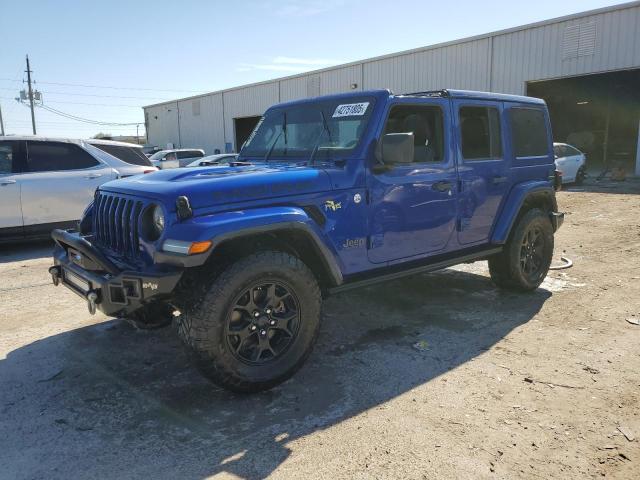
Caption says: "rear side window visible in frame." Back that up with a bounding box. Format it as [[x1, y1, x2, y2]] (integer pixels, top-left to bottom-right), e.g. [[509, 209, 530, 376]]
[[177, 150, 203, 159], [92, 144, 152, 166], [510, 108, 548, 157], [0, 141, 18, 174], [460, 106, 502, 160], [26, 141, 99, 172]]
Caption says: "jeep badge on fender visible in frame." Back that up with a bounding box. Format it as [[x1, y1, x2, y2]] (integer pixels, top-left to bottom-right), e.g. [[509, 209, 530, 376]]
[[50, 89, 563, 393]]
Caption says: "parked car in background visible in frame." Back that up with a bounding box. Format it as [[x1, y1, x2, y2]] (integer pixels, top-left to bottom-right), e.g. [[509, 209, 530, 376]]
[[553, 142, 586, 185], [149, 148, 205, 169], [86, 139, 157, 172], [142, 145, 162, 157], [0, 136, 156, 242], [186, 153, 239, 167]]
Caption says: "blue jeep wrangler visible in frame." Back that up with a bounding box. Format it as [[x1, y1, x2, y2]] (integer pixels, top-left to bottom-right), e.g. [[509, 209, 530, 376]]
[[50, 89, 563, 392]]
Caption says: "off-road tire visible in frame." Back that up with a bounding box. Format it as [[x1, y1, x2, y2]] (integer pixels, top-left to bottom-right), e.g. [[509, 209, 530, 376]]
[[125, 302, 174, 330], [176, 250, 321, 393], [489, 208, 554, 292]]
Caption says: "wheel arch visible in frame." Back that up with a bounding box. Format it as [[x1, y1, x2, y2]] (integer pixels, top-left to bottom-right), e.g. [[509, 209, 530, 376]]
[[206, 222, 343, 290], [492, 181, 559, 244]]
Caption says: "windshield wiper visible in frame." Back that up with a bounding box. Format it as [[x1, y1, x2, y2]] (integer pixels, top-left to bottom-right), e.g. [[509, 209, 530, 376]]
[[264, 113, 287, 163], [309, 110, 332, 165]]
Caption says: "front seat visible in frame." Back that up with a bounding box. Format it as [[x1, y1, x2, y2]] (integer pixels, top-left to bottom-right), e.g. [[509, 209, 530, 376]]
[[403, 114, 435, 163]]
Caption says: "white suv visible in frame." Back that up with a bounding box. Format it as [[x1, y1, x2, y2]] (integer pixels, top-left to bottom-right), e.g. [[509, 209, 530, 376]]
[[0, 136, 157, 242]]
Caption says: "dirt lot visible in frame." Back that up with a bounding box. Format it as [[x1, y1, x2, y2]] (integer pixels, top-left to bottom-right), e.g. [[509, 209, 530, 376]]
[[1, 179, 639, 480]]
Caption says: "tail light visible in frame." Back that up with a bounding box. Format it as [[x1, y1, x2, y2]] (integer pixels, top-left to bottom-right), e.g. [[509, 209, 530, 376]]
[[143, 168, 156, 174]]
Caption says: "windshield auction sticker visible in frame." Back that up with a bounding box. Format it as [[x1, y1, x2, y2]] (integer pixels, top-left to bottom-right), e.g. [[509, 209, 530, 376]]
[[332, 102, 369, 118]]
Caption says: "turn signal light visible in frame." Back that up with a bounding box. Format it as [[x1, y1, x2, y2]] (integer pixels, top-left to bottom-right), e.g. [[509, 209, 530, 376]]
[[188, 241, 212, 255]]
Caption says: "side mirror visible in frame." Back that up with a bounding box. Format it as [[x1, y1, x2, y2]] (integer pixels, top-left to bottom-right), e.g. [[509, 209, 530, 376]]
[[378, 133, 414, 169]]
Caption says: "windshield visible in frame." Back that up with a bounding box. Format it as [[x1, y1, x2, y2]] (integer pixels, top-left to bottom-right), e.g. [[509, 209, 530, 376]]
[[240, 97, 375, 160], [92, 144, 153, 166], [149, 151, 168, 160]]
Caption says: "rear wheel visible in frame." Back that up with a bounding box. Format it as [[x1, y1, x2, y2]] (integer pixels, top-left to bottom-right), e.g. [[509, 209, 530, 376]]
[[489, 208, 554, 291], [575, 166, 586, 185], [176, 250, 321, 393]]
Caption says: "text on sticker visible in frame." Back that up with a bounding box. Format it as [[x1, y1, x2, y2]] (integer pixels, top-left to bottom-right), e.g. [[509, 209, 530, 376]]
[[332, 102, 369, 118]]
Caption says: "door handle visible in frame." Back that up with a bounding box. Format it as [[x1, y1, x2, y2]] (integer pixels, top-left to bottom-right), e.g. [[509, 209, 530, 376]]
[[0, 179, 16, 186], [492, 175, 508, 184], [84, 173, 102, 179], [432, 181, 452, 192]]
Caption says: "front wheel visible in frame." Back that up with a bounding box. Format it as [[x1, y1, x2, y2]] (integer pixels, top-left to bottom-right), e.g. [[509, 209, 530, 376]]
[[489, 208, 554, 291], [176, 250, 321, 393], [575, 166, 586, 186]]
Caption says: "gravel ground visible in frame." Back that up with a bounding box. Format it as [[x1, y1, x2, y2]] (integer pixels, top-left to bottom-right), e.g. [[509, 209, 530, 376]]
[[1, 179, 639, 480]]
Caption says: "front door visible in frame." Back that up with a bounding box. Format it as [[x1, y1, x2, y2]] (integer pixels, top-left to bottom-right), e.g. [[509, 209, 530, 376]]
[[367, 99, 458, 264], [453, 100, 510, 245], [0, 140, 24, 237]]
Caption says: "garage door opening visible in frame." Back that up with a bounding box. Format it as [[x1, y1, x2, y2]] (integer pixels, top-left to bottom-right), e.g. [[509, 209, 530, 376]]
[[234, 116, 262, 152], [527, 69, 640, 176]]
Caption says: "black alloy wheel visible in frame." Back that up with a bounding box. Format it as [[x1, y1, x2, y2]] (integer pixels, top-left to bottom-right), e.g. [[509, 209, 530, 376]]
[[519, 226, 546, 283], [225, 281, 301, 364]]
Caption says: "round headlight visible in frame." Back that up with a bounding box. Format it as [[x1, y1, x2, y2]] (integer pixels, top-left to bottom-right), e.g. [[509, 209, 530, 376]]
[[152, 205, 165, 234]]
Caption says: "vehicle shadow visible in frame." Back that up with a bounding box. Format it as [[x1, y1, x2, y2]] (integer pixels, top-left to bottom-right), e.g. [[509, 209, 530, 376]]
[[0, 267, 550, 479], [0, 239, 54, 264]]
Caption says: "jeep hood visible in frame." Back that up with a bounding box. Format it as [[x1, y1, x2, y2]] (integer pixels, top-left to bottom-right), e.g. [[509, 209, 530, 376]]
[[99, 163, 332, 210]]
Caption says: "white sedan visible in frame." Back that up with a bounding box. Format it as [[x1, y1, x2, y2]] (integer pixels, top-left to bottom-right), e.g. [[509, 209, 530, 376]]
[[554, 142, 586, 185]]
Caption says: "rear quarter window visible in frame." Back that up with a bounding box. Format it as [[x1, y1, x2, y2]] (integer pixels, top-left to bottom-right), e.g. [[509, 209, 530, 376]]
[[510, 108, 549, 157], [92, 144, 152, 167]]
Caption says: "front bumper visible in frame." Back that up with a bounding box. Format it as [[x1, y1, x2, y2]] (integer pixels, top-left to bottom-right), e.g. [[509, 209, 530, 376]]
[[50, 229, 183, 316]]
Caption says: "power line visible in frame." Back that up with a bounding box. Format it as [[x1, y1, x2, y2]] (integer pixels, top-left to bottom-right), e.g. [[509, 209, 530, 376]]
[[36, 103, 142, 126], [0, 97, 143, 108], [0, 77, 204, 94], [0, 86, 171, 101]]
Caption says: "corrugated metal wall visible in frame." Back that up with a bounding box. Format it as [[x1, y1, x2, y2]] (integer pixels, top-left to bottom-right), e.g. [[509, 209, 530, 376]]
[[144, 2, 640, 153]]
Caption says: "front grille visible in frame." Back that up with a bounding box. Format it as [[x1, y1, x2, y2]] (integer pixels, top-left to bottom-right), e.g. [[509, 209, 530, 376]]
[[93, 192, 144, 259]]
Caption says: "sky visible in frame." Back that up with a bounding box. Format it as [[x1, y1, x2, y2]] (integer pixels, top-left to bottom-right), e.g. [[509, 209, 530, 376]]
[[0, 0, 627, 139]]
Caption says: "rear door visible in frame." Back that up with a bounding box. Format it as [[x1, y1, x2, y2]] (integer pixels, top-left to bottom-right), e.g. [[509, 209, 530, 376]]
[[21, 141, 115, 228], [453, 100, 509, 245], [0, 140, 25, 238]]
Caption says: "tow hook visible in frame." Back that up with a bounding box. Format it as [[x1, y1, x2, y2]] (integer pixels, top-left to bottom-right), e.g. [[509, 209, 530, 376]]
[[49, 266, 61, 286], [87, 291, 99, 315]]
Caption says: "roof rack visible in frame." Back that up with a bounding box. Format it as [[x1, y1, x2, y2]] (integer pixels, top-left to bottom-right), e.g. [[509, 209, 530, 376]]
[[403, 89, 449, 98]]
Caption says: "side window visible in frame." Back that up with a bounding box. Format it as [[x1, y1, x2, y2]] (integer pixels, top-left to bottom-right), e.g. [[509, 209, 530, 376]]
[[460, 106, 502, 160], [164, 152, 177, 161], [26, 142, 99, 172], [0, 141, 17, 174], [510, 108, 548, 158], [383, 104, 445, 163]]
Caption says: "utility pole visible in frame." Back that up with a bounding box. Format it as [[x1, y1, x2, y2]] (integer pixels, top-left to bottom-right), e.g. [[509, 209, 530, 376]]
[[25, 55, 37, 135], [0, 103, 5, 136]]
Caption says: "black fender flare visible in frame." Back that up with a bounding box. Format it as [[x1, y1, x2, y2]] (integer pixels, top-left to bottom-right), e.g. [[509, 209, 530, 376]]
[[210, 221, 344, 287]]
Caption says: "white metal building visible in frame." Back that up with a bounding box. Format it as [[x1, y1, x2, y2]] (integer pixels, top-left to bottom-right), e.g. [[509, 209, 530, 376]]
[[144, 1, 640, 174]]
